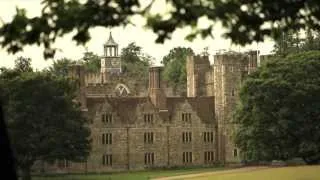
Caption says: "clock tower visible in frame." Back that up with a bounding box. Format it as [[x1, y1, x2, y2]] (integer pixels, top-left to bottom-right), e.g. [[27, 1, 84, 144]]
[[101, 32, 121, 82]]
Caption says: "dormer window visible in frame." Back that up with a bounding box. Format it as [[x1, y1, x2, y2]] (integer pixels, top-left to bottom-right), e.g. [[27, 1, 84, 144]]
[[182, 113, 191, 123], [102, 113, 112, 123], [144, 113, 154, 124]]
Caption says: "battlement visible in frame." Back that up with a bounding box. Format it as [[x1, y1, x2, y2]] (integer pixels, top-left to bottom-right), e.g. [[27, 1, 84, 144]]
[[214, 52, 247, 65], [85, 72, 101, 86], [187, 55, 210, 66], [214, 50, 259, 66]]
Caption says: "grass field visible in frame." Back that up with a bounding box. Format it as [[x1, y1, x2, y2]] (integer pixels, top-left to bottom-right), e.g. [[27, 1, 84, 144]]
[[33, 166, 320, 180], [186, 165, 320, 180], [33, 167, 230, 180]]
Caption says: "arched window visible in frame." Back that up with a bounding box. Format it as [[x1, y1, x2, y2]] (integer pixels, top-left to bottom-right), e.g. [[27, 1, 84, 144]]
[[115, 84, 130, 97]]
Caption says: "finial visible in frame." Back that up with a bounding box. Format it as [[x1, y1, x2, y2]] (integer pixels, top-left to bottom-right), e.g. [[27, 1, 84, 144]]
[[105, 30, 118, 46], [108, 31, 113, 41]]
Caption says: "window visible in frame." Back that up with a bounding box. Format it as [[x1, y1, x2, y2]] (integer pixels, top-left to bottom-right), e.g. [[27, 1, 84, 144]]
[[182, 132, 192, 143], [144, 153, 154, 165], [182, 113, 191, 123], [144, 132, 154, 144], [102, 133, 112, 145], [231, 89, 235, 96], [102, 154, 112, 166], [204, 151, 214, 163], [144, 114, 154, 123], [203, 132, 214, 143], [234, 149, 238, 157], [57, 159, 70, 168], [102, 113, 112, 123], [182, 152, 192, 163]]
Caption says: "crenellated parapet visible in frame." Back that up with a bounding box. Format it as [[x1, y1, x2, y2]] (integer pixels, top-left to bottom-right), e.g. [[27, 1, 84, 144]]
[[213, 50, 259, 71], [85, 72, 102, 86]]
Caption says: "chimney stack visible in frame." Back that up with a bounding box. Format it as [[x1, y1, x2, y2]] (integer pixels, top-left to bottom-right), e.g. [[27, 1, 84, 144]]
[[148, 66, 167, 110]]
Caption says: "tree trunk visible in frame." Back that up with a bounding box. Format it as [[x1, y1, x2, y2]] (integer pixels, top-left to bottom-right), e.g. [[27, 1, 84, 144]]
[[0, 103, 18, 179], [21, 166, 31, 180]]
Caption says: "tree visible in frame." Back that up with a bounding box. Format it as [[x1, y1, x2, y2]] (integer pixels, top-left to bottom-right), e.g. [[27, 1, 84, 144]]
[[82, 51, 101, 73], [273, 29, 320, 56], [234, 51, 320, 164], [48, 58, 76, 76], [48, 52, 100, 77], [121, 42, 143, 64], [162, 47, 194, 95], [301, 30, 320, 52], [14, 57, 32, 72], [120, 42, 152, 83], [1, 0, 320, 59], [0, 68, 91, 180]]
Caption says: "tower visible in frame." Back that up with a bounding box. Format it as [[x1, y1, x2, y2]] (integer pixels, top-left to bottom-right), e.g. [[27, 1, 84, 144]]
[[68, 63, 87, 111], [101, 32, 121, 83], [214, 51, 258, 163], [186, 55, 210, 97]]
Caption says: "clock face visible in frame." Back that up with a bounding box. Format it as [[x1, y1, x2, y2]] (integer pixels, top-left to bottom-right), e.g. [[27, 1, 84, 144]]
[[111, 59, 120, 67]]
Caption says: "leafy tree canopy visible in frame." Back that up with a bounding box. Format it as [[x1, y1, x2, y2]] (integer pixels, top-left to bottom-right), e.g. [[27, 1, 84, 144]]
[[0, 58, 91, 180], [162, 47, 194, 95], [14, 57, 32, 72], [273, 29, 320, 56], [234, 51, 320, 165], [82, 51, 101, 73], [47, 58, 76, 76], [121, 42, 143, 64], [1, 0, 319, 59], [120, 42, 152, 84], [47, 51, 100, 77]]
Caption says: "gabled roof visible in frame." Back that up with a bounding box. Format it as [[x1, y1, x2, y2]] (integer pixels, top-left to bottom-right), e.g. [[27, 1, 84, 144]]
[[104, 32, 118, 46], [87, 96, 215, 124], [166, 96, 215, 123]]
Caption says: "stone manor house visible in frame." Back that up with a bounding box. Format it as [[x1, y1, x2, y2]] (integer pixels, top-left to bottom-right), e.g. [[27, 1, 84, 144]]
[[34, 33, 259, 173]]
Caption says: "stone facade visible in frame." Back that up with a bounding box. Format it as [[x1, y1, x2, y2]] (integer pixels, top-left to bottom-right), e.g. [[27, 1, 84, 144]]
[[187, 51, 259, 163], [32, 34, 259, 173]]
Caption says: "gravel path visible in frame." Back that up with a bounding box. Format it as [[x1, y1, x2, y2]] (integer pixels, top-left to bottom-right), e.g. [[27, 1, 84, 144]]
[[152, 166, 270, 180]]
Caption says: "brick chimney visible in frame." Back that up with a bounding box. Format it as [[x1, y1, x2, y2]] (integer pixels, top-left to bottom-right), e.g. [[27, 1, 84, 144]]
[[148, 66, 167, 110]]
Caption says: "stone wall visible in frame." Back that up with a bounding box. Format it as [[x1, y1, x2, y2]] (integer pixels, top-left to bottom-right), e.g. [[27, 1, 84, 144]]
[[167, 101, 216, 167], [37, 97, 217, 173], [212, 52, 258, 163], [186, 55, 210, 97]]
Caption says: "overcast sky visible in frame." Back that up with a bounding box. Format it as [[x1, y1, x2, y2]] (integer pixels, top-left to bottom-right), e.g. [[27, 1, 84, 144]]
[[0, 0, 275, 70]]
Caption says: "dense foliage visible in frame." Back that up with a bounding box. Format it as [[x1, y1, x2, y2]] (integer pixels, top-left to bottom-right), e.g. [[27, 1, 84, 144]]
[[162, 47, 194, 95], [1, 0, 319, 58], [234, 51, 320, 165], [273, 29, 320, 56], [48, 58, 76, 76], [120, 42, 152, 84], [0, 58, 91, 180], [82, 51, 101, 73]]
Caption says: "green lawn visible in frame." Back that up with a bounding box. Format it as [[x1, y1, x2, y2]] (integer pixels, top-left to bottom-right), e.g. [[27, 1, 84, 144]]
[[33, 167, 230, 180], [188, 166, 320, 180]]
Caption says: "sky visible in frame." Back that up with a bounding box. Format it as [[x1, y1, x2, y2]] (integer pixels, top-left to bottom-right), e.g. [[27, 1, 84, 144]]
[[0, 0, 275, 70]]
